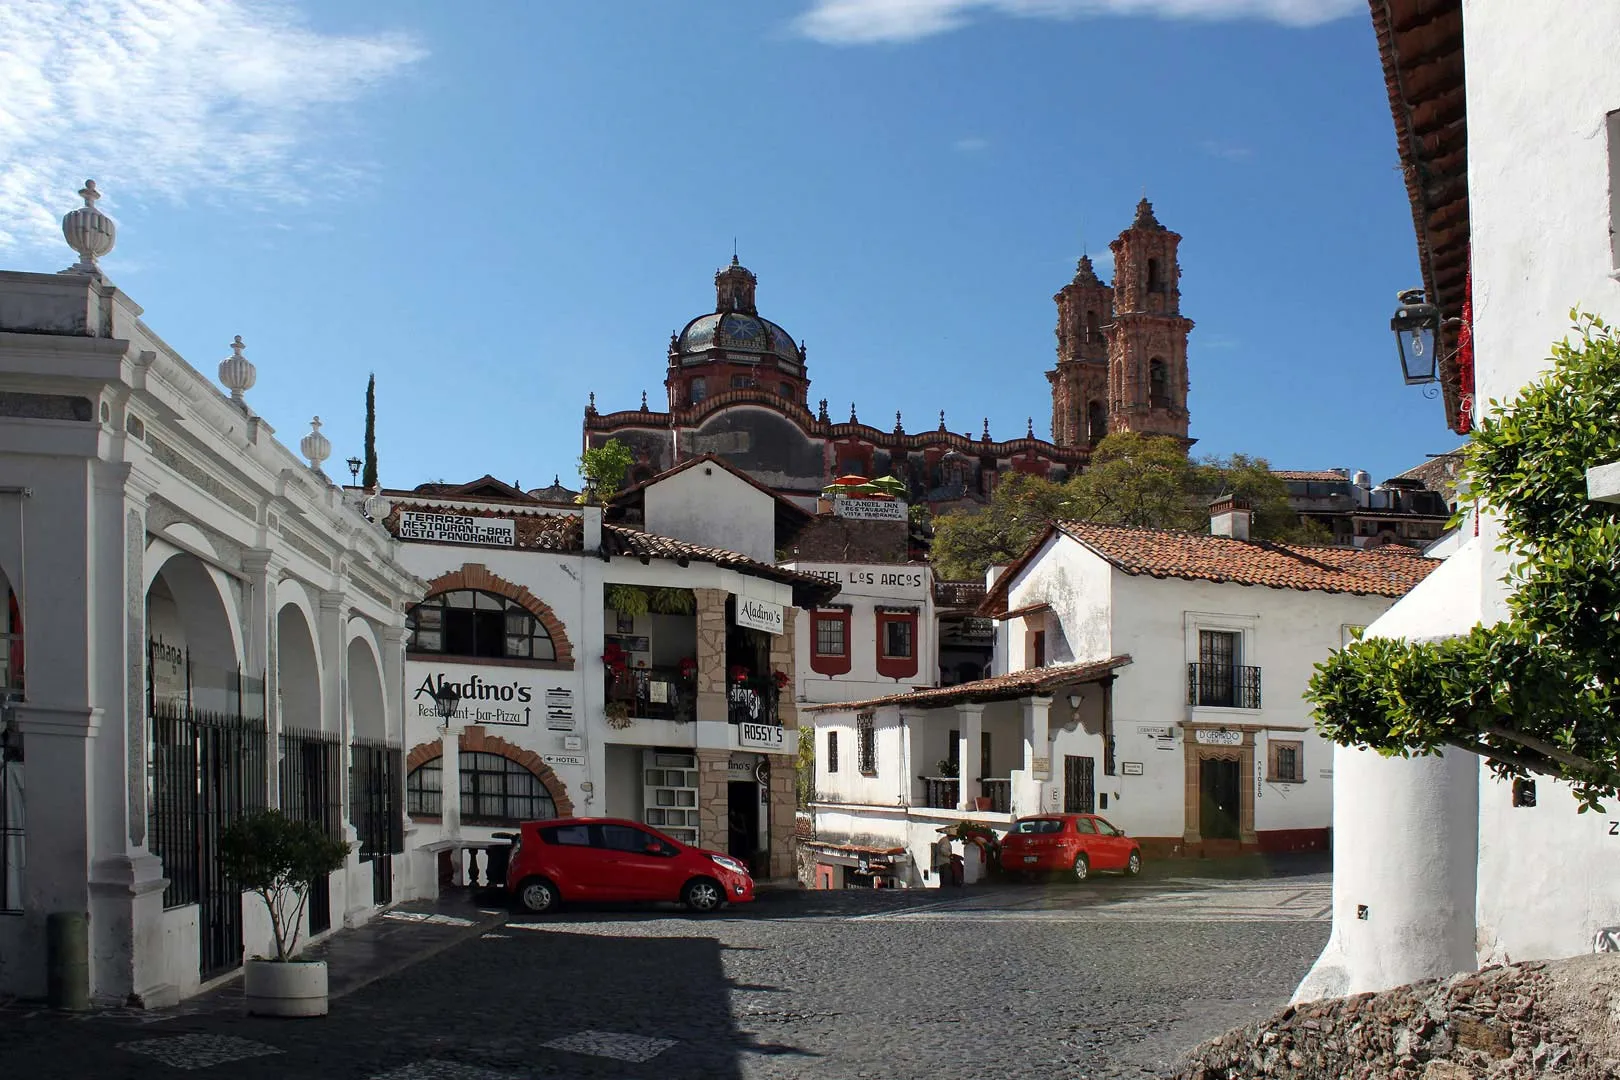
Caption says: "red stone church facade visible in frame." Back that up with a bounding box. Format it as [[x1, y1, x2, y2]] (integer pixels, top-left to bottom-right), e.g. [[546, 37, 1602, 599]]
[[585, 199, 1194, 510]]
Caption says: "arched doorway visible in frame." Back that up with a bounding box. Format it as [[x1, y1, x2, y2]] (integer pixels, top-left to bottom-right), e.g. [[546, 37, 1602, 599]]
[[275, 597, 338, 932], [145, 550, 261, 979], [348, 631, 400, 905]]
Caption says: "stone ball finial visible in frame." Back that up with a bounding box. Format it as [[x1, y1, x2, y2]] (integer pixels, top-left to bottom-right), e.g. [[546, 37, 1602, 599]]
[[301, 416, 331, 470], [1027, 417, 1035, 438], [62, 179, 116, 275], [939, 410, 947, 432], [218, 335, 257, 405]]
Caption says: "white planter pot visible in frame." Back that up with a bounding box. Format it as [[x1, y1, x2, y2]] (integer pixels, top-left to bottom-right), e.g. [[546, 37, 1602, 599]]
[[243, 959, 328, 1018]]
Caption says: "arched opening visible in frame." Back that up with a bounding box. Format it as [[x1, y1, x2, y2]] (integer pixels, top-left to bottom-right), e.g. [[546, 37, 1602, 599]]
[[147, 552, 242, 711], [1085, 310, 1101, 345], [347, 629, 400, 905], [1146, 258, 1162, 294], [407, 589, 555, 662], [689, 377, 707, 404], [347, 635, 387, 744], [276, 602, 323, 733], [1, 566, 22, 913], [1087, 401, 1108, 444], [1149, 359, 1170, 410], [406, 748, 558, 825]]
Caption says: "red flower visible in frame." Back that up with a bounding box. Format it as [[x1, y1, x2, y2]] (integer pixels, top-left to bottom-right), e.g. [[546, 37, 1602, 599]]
[[679, 656, 698, 680], [772, 669, 790, 689], [730, 664, 750, 684]]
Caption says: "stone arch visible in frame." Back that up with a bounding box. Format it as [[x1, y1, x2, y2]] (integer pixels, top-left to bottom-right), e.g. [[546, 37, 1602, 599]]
[[418, 564, 574, 666], [404, 727, 573, 817], [146, 548, 244, 700], [346, 627, 387, 744], [0, 562, 22, 694], [276, 597, 323, 733]]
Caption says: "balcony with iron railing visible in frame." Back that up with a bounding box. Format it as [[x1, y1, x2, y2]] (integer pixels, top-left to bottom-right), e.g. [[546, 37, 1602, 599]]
[[1187, 663, 1263, 710], [606, 664, 696, 723], [920, 777, 960, 810], [727, 675, 779, 727]]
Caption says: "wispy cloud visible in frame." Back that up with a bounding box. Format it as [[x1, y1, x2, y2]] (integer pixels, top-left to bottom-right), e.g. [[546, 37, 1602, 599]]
[[953, 136, 990, 152], [793, 0, 1361, 45], [1200, 139, 1252, 161], [0, 0, 425, 255]]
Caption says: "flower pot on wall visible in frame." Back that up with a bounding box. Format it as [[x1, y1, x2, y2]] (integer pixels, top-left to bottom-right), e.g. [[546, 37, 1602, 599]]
[[972, 797, 992, 811], [244, 959, 329, 1017]]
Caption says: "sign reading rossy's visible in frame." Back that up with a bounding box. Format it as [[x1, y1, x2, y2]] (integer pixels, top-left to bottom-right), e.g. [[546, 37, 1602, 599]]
[[409, 662, 576, 730]]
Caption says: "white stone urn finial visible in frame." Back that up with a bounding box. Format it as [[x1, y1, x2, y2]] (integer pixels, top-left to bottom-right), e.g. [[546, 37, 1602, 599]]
[[61, 179, 117, 275], [301, 416, 331, 470], [219, 335, 257, 406]]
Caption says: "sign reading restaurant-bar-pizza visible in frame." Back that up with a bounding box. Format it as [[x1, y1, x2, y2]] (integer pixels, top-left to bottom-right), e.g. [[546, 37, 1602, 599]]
[[399, 510, 515, 547]]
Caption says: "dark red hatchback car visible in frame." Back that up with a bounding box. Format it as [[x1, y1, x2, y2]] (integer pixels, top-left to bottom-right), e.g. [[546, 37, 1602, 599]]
[[504, 817, 755, 914], [999, 814, 1143, 882]]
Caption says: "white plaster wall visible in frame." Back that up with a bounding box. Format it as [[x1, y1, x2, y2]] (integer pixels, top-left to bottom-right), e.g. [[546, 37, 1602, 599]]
[[787, 562, 933, 703], [1003, 533, 1112, 667], [643, 464, 776, 564], [1462, 0, 1620, 968], [810, 705, 908, 807]]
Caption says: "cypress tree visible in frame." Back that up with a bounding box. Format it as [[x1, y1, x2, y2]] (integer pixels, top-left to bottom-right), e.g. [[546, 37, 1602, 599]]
[[362, 373, 378, 490]]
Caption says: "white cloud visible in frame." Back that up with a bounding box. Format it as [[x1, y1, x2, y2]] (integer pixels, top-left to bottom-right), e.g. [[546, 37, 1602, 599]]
[[793, 0, 1361, 45], [953, 136, 989, 152], [0, 0, 425, 255], [1200, 139, 1252, 161]]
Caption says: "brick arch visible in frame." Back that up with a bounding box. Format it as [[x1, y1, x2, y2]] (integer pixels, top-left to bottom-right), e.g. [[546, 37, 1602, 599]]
[[404, 727, 574, 817], [418, 563, 574, 667]]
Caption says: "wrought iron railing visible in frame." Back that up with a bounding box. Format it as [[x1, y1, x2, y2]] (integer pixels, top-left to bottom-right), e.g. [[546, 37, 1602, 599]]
[[351, 738, 403, 906], [981, 778, 1012, 814], [606, 664, 695, 723], [279, 726, 342, 841], [727, 676, 778, 727], [1186, 663, 1263, 709], [921, 777, 960, 809]]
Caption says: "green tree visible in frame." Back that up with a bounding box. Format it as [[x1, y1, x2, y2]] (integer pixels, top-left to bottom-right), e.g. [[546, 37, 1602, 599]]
[[930, 433, 1326, 580], [796, 724, 815, 809], [577, 439, 634, 503], [1308, 313, 1620, 809], [362, 373, 378, 490], [218, 810, 352, 961]]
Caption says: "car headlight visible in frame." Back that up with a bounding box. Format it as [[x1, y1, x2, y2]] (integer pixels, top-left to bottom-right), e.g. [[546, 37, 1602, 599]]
[[710, 854, 749, 876]]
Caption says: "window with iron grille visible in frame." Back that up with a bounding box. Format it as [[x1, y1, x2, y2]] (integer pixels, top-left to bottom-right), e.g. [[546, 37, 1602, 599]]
[[826, 731, 839, 774], [407, 752, 559, 824], [814, 614, 846, 656], [406, 590, 554, 661], [1268, 740, 1304, 783], [856, 713, 876, 776]]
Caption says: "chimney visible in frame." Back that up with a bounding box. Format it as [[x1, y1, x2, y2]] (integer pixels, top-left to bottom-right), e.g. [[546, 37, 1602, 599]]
[[581, 503, 602, 553], [1209, 495, 1252, 541]]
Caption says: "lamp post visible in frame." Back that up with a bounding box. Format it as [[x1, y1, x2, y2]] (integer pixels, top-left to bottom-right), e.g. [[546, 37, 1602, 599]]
[[346, 456, 363, 486], [583, 468, 601, 506], [431, 682, 462, 732], [1390, 288, 1441, 385]]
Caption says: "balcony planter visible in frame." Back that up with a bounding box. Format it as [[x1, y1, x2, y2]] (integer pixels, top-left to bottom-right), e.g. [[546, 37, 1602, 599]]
[[217, 810, 352, 1019]]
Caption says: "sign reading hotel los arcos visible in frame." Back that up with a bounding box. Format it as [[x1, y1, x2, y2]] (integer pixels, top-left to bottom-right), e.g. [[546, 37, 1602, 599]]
[[735, 597, 784, 635], [399, 510, 515, 547]]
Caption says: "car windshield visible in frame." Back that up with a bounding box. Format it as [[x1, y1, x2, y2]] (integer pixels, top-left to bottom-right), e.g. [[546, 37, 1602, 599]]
[[1094, 818, 1122, 837], [1010, 819, 1064, 834]]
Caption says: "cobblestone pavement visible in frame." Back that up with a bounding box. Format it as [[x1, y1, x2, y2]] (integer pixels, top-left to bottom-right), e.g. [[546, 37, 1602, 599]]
[[0, 860, 1329, 1080]]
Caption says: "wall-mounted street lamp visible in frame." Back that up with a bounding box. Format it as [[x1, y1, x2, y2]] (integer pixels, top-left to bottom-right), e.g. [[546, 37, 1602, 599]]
[[431, 682, 462, 733], [583, 468, 601, 506], [1390, 288, 1441, 385]]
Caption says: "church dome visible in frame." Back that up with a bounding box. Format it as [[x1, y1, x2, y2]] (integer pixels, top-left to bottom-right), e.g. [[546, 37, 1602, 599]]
[[676, 310, 802, 365]]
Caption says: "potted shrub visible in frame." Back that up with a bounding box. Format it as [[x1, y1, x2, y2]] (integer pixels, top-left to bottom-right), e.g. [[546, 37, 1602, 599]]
[[218, 809, 352, 1017]]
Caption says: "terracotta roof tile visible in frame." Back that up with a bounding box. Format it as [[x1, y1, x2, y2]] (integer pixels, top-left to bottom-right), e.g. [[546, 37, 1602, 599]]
[[803, 655, 1131, 713], [933, 579, 987, 609]]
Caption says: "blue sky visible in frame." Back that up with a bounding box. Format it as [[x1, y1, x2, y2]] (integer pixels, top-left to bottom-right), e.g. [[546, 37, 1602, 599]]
[[0, 0, 1460, 492]]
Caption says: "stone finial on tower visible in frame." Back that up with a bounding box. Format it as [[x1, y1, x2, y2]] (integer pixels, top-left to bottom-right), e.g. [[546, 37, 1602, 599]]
[[895, 410, 904, 434], [939, 410, 947, 432], [818, 398, 829, 423], [586, 391, 597, 416], [218, 335, 256, 407], [61, 180, 116, 276], [1026, 417, 1034, 438], [1073, 254, 1101, 286], [301, 417, 331, 471], [982, 417, 990, 442], [1133, 197, 1164, 230], [640, 391, 649, 412], [850, 402, 859, 425]]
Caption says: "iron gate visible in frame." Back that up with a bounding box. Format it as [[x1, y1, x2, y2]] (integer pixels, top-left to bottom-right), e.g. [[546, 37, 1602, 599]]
[[279, 726, 342, 934], [1064, 754, 1096, 815], [147, 648, 266, 980], [351, 739, 403, 906]]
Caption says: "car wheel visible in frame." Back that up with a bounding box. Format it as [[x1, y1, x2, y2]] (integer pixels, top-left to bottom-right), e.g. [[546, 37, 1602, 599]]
[[682, 877, 724, 913], [1072, 854, 1090, 883], [515, 876, 559, 915], [1126, 850, 1142, 877]]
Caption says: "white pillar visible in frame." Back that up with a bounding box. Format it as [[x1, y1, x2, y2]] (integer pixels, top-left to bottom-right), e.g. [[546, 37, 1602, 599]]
[[440, 728, 462, 838], [1018, 695, 1050, 817], [242, 550, 278, 806], [955, 704, 983, 811]]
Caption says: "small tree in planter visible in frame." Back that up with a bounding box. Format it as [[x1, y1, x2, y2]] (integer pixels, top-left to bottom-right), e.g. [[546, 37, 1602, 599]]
[[218, 809, 352, 1017]]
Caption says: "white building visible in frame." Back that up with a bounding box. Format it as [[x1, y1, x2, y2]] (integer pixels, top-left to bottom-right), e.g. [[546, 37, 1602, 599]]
[[804, 500, 1434, 887], [1298, 0, 1620, 1000], [783, 560, 937, 706], [376, 465, 838, 885], [0, 184, 424, 1005]]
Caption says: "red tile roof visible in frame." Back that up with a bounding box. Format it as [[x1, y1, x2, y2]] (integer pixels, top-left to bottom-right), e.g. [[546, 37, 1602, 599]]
[[979, 520, 1440, 616], [1273, 469, 1350, 482], [933, 579, 987, 610], [802, 655, 1131, 713]]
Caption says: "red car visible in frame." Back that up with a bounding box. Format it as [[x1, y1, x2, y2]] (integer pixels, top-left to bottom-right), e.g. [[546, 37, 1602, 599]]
[[504, 817, 755, 914], [999, 814, 1142, 882]]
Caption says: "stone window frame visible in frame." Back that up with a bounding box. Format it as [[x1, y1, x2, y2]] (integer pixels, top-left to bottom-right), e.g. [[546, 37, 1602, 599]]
[[1267, 739, 1305, 784], [1183, 610, 1258, 715], [407, 588, 554, 662], [404, 727, 574, 825], [413, 565, 574, 670]]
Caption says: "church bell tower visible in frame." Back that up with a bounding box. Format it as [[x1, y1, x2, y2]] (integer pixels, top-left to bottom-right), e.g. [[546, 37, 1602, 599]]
[[1106, 199, 1194, 441], [1047, 255, 1114, 448]]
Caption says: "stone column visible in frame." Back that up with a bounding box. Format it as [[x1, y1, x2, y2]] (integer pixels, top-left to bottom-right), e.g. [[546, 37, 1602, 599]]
[[767, 756, 795, 879], [1018, 695, 1051, 817], [955, 704, 983, 811], [440, 728, 462, 838], [694, 589, 728, 724], [696, 748, 730, 853], [768, 614, 797, 733], [241, 550, 278, 806]]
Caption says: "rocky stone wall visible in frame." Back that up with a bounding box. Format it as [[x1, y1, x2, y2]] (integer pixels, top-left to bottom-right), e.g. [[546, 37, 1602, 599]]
[[1170, 956, 1620, 1080]]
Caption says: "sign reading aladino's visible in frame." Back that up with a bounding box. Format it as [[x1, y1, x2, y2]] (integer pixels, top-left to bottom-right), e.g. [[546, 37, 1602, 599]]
[[409, 662, 569, 728], [399, 510, 515, 547], [833, 496, 906, 522], [735, 596, 784, 635]]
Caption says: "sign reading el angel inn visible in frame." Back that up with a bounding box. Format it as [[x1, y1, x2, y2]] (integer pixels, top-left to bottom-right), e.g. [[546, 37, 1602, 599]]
[[399, 510, 515, 547], [833, 496, 906, 521]]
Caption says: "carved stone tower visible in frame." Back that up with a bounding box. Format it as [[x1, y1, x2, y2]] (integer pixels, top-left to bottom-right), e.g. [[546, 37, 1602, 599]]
[[1106, 199, 1194, 440], [1048, 254, 1115, 448]]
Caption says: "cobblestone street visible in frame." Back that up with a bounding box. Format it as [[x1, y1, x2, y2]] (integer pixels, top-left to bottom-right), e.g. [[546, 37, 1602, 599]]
[[0, 859, 1329, 1080]]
